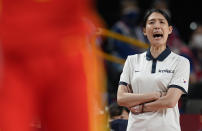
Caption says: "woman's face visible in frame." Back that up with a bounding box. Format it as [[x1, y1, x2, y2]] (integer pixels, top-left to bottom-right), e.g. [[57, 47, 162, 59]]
[[143, 12, 172, 47]]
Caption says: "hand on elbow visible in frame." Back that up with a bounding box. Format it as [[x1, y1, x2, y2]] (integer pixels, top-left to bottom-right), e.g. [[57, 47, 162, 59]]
[[167, 100, 177, 108], [154, 91, 167, 100], [156, 91, 167, 99]]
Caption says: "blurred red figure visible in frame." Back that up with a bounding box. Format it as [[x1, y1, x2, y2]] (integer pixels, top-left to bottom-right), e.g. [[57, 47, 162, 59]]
[[0, 0, 107, 131]]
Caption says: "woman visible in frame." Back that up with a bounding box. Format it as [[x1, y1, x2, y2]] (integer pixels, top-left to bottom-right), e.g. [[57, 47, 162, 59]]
[[117, 9, 190, 131]]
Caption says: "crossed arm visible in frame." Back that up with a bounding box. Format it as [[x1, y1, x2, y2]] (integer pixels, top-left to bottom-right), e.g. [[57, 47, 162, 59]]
[[117, 85, 184, 113], [142, 88, 183, 112], [117, 85, 161, 108]]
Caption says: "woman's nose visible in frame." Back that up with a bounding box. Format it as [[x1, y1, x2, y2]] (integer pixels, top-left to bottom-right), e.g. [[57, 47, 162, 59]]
[[154, 22, 161, 29]]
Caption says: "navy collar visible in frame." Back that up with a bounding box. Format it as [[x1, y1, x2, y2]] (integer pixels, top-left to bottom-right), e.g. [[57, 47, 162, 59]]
[[146, 46, 171, 61]]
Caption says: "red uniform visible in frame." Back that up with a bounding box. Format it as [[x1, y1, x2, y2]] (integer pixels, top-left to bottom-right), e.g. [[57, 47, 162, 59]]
[[0, 0, 106, 131]]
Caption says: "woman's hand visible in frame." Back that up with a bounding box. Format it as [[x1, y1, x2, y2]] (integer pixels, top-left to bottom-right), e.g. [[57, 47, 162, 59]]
[[130, 104, 143, 114], [156, 91, 167, 99], [129, 91, 167, 114]]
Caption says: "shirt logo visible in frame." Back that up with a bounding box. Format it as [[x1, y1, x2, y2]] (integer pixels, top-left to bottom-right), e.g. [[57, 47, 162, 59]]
[[158, 69, 174, 73]]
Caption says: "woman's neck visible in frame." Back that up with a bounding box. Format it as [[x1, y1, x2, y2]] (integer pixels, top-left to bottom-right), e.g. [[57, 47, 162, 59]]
[[150, 45, 166, 59]]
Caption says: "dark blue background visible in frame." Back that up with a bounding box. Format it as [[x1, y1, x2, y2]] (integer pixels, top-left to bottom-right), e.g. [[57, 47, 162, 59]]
[[96, 0, 202, 43]]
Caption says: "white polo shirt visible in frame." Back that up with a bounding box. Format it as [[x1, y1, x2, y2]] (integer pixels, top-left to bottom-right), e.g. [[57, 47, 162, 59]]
[[119, 47, 190, 131]]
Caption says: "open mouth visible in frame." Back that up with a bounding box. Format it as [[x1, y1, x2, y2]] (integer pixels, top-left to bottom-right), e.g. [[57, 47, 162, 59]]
[[153, 34, 163, 39]]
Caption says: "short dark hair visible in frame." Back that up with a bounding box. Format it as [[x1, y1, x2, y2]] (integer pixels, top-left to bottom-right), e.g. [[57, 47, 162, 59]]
[[109, 103, 123, 118], [142, 8, 171, 28]]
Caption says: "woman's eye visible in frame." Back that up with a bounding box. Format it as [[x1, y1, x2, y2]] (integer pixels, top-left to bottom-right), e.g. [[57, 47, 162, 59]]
[[149, 21, 154, 24]]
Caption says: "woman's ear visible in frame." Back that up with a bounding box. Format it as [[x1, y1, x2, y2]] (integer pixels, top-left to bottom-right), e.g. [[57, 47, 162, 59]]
[[168, 26, 173, 35], [143, 28, 147, 36]]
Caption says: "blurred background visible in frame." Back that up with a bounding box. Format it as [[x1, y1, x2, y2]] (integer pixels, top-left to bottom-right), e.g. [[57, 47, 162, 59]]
[[97, 0, 202, 42]]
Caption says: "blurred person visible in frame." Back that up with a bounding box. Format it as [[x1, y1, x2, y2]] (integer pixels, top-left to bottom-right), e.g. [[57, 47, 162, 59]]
[[151, 0, 171, 16], [108, 0, 148, 60], [117, 9, 190, 131], [109, 102, 129, 131], [189, 24, 202, 83], [106, 0, 147, 105], [0, 0, 107, 131]]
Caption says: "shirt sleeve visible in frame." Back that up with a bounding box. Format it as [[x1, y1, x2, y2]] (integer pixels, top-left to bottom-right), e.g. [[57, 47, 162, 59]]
[[168, 57, 190, 94], [119, 56, 131, 86]]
